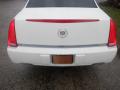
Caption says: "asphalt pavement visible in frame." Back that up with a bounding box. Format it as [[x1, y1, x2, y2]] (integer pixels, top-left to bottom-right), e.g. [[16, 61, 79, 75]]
[[0, 0, 120, 90]]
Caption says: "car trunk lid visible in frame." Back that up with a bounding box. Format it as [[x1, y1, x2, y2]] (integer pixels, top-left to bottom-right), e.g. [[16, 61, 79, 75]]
[[15, 8, 110, 46]]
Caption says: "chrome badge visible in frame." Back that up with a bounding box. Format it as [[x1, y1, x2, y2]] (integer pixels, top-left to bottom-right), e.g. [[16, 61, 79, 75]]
[[58, 29, 68, 38]]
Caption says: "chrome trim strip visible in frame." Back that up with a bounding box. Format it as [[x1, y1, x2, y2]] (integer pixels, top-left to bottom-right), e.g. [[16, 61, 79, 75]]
[[18, 44, 107, 48]]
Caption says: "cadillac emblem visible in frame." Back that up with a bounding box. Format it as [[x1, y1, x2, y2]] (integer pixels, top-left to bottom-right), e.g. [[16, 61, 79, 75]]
[[58, 29, 68, 38]]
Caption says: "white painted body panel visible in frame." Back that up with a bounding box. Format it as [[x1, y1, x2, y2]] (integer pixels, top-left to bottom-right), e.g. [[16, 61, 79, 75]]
[[16, 8, 109, 20], [7, 3, 117, 66], [15, 8, 110, 46], [7, 46, 117, 66]]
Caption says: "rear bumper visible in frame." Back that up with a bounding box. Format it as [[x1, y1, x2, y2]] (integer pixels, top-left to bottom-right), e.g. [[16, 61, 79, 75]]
[[7, 46, 117, 66]]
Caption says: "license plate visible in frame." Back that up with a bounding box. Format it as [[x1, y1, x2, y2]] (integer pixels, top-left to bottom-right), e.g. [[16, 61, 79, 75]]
[[52, 55, 73, 64]]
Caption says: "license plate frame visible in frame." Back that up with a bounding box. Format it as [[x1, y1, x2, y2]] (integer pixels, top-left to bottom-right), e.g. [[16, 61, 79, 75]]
[[52, 55, 73, 64]]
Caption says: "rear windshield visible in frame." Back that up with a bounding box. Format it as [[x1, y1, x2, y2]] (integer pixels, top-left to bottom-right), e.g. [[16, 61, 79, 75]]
[[27, 0, 97, 8]]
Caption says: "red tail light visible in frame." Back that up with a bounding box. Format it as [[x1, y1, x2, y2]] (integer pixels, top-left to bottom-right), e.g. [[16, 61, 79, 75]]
[[108, 19, 117, 47], [26, 19, 99, 23], [8, 19, 17, 47]]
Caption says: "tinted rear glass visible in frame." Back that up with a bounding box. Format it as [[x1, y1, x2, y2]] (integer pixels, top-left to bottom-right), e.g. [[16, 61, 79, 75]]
[[27, 0, 97, 8]]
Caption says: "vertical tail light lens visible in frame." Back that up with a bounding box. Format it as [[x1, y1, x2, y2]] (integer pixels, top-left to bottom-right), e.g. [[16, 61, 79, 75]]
[[8, 19, 17, 47], [108, 19, 117, 47]]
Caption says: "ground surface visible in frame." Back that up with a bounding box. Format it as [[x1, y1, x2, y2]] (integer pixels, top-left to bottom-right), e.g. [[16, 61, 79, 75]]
[[0, 0, 120, 90]]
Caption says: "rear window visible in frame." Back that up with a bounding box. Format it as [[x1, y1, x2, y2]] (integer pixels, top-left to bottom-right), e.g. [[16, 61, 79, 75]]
[[27, 0, 97, 8]]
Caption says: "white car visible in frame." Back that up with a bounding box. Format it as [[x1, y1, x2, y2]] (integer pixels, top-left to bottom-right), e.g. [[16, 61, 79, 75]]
[[7, 0, 117, 66]]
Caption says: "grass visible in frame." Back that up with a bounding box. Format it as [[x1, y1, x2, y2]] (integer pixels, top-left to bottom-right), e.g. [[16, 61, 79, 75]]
[[99, 2, 120, 45]]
